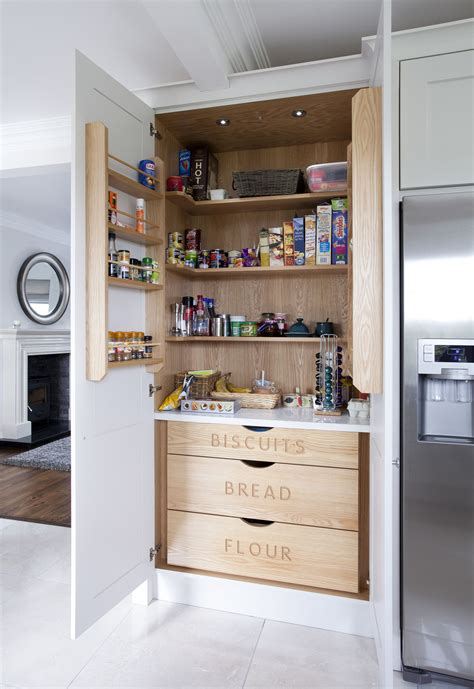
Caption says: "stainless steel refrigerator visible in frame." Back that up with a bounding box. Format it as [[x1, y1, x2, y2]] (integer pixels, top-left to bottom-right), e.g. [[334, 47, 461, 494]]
[[401, 192, 474, 686]]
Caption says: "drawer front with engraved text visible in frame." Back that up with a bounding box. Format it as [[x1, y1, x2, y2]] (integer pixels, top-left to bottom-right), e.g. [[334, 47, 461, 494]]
[[167, 422, 358, 469], [167, 510, 359, 593], [168, 454, 359, 530]]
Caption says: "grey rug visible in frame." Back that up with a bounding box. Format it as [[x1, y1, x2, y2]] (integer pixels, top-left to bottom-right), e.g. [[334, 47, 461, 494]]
[[0, 436, 71, 472]]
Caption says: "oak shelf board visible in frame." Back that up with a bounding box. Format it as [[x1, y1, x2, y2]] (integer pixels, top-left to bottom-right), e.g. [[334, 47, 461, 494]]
[[108, 357, 164, 369], [165, 190, 347, 216], [165, 336, 336, 344], [108, 168, 163, 201], [108, 223, 163, 246], [107, 277, 163, 291], [166, 263, 347, 280]]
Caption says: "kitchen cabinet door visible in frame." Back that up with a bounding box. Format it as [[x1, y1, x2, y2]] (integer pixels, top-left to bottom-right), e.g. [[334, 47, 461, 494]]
[[400, 50, 474, 189], [71, 51, 157, 637]]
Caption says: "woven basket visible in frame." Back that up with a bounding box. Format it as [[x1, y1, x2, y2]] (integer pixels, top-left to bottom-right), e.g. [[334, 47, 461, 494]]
[[210, 391, 281, 409], [175, 371, 221, 399], [232, 169, 304, 197]]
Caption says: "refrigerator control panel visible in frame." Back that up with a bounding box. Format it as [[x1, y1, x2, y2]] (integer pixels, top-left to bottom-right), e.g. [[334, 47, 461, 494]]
[[418, 339, 474, 375]]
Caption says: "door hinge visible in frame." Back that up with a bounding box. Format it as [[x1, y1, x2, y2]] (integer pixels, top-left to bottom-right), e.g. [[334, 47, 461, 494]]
[[149, 383, 162, 397], [149, 544, 161, 561], [150, 123, 162, 140], [392, 457, 400, 468]]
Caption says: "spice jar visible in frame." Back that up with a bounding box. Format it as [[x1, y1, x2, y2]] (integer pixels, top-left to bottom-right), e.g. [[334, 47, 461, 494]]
[[117, 250, 130, 280], [107, 331, 116, 362], [142, 256, 153, 283], [130, 332, 139, 359], [137, 332, 145, 359], [123, 332, 132, 361], [274, 312, 288, 336], [144, 335, 153, 359], [129, 258, 141, 281], [115, 332, 125, 362], [151, 260, 160, 284], [258, 312, 278, 337]]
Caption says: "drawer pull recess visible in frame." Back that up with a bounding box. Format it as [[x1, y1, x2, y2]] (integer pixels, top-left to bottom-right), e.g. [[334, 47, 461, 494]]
[[240, 459, 275, 469], [241, 518, 274, 527], [242, 425, 273, 433]]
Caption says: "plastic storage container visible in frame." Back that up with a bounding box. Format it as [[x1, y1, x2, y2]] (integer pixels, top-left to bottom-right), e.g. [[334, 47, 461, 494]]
[[306, 162, 347, 192]]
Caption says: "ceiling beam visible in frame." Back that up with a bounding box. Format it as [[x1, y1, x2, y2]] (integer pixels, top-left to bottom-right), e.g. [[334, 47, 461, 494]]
[[141, 1, 231, 92]]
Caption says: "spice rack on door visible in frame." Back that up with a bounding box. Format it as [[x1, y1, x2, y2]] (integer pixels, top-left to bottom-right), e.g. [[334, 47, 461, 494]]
[[85, 121, 166, 381]]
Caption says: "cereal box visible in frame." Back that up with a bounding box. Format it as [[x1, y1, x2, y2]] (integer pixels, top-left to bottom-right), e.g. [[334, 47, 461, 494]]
[[331, 198, 348, 264], [316, 204, 332, 265], [259, 228, 270, 267], [304, 214, 316, 266], [283, 221, 295, 266], [269, 227, 284, 267], [293, 217, 305, 265]]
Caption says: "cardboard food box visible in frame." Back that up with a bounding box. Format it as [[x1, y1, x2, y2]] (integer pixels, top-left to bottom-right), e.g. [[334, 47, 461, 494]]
[[269, 227, 284, 266], [316, 204, 332, 265], [259, 228, 270, 267], [331, 198, 348, 264], [180, 398, 241, 414], [283, 221, 295, 266], [293, 217, 305, 265], [179, 149, 191, 176], [304, 214, 316, 266], [189, 147, 218, 201]]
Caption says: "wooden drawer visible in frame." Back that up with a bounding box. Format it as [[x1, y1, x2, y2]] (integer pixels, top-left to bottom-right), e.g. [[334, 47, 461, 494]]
[[168, 454, 359, 531], [168, 510, 359, 593], [167, 422, 359, 469]]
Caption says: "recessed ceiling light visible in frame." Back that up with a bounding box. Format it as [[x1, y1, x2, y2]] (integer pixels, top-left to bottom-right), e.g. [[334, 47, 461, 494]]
[[216, 118, 230, 126], [291, 109, 307, 118]]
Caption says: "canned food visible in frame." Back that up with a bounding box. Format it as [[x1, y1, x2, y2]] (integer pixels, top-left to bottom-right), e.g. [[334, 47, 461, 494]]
[[167, 248, 184, 265], [228, 250, 241, 267], [199, 249, 210, 269], [184, 249, 198, 268], [240, 321, 258, 337], [185, 228, 201, 251], [138, 159, 156, 189], [168, 232, 184, 249], [210, 249, 227, 269]]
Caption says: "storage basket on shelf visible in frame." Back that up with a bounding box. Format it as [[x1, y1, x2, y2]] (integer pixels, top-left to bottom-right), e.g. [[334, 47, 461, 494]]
[[210, 391, 281, 409], [175, 371, 221, 399], [232, 169, 305, 197]]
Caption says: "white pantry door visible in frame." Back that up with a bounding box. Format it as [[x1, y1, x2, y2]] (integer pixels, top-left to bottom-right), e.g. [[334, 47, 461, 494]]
[[71, 52, 157, 637]]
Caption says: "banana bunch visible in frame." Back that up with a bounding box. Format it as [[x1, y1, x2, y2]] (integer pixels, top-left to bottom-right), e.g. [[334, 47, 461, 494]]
[[215, 374, 251, 394]]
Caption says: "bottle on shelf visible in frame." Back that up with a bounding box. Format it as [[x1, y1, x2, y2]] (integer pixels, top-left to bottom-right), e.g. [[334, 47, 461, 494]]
[[193, 294, 210, 336], [108, 232, 118, 277], [136, 199, 145, 234]]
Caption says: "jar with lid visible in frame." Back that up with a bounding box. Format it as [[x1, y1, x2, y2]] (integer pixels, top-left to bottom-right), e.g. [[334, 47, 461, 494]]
[[129, 258, 141, 281], [123, 332, 132, 361], [130, 332, 139, 359], [274, 313, 288, 336], [117, 250, 130, 279], [115, 332, 125, 362], [151, 260, 160, 284], [258, 312, 278, 337], [144, 335, 153, 359], [137, 332, 145, 359], [107, 331, 116, 362], [142, 256, 153, 283]]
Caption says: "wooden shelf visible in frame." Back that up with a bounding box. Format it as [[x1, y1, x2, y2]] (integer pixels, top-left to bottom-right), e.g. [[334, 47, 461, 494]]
[[107, 277, 163, 291], [165, 190, 347, 216], [108, 223, 163, 246], [165, 336, 334, 344], [108, 357, 164, 369], [109, 168, 163, 201], [166, 263, 347, 280]]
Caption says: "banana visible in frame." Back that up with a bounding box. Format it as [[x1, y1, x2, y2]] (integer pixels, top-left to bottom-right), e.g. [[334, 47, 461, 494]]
[[215, 375, 230, 393], [227, 382, 252, 393]]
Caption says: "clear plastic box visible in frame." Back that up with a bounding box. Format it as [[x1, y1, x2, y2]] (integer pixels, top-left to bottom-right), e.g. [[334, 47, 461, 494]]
[[306, 162, 347, 192]]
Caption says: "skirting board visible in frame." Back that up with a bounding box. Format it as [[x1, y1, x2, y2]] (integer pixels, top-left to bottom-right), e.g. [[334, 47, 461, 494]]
[[155, 570, 373, 638]]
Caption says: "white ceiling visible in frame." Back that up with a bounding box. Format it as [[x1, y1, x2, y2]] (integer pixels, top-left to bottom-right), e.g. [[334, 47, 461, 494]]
[[0, 0, 473, 124]]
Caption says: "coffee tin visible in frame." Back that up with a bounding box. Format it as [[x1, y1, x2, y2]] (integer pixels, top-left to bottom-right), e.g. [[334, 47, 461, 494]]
[[138, 159, 156, 189]]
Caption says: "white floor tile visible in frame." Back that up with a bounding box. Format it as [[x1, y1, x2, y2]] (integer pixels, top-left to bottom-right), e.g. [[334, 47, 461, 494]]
[[37, 553, 71, 585], [0, 574, 132, 687], [244, 620, 379, 689], [71, 599, 264, 688], [0, 520, 70, 579]]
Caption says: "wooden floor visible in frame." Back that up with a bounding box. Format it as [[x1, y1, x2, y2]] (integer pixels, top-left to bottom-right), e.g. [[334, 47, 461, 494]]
[[0, 445, 70, 526]]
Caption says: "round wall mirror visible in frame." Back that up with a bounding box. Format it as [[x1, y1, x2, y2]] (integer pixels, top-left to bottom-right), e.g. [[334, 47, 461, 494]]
[[17, 253, 70, 325]]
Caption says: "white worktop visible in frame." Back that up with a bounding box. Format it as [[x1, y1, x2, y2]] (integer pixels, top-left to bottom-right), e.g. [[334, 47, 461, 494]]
[[155, 407, 370, 433]]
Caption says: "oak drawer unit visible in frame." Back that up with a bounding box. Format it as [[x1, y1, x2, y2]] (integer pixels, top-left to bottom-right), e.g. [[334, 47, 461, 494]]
[[168, 510, 359, 593], [168, 454, 359, 531], [167, 422, 359, 469]]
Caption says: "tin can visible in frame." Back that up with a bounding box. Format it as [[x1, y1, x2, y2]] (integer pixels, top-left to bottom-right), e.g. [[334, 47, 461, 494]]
[[240, 321, 258, 337], [199, 249, 210, 269], [185, 228, 201, 251], [167, 248, 184, 265], [184, 249, 198, 268], [210, 249, 226, 269], [138, 159, 156, 189], [228, 250, 242, 267], [168, 232, 184, 249]]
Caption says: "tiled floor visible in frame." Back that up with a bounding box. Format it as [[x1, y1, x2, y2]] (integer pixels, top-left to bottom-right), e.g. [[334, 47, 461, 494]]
[[0, 518, 456, 689]]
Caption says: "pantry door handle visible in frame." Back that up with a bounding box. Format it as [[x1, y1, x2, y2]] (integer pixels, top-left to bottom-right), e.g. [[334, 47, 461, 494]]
[[240, 460, 275, 469], [242, 426, 273, 433], [241, 518, 274, 527]]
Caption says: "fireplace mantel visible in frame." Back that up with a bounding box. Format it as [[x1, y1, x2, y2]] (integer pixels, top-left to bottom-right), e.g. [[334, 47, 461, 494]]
[[0, 329, 70, 439]]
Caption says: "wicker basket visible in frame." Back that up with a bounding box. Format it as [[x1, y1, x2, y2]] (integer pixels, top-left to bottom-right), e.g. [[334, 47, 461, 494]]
[[210, 391, 281, 409], [175, 371, 221, 399], [232, 169, 304, 197]]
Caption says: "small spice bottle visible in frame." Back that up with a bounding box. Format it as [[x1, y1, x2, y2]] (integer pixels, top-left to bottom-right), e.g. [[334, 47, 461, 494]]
[[151, 260, 160, 285], [144, 335, 153, 359], [123, 332, 132, 361], [142, 256, 153, 283], [107, 331, 116, 362], [115, 332, 125, 362], [117, 250, 130, 280], [129, 258, 141, 281]]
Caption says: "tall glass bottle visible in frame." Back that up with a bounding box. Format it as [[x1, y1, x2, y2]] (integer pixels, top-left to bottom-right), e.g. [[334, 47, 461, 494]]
[[193, 294, 209, 336]]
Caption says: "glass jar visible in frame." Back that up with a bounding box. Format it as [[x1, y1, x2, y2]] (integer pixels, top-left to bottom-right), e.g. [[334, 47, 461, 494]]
[[131, 332, 139, 359], [115, 331, 125, 362], [144, 335, 153, 359], [258, 312, 278, 337], [274, 312, 288, 337], [129, 258, 141, 281], [107, 331, 116, 362], [151, 260, 160, 285], [142, 256, 153, 283], [123, 332, 132, 361], [117, 250, 130, 280], [137, 332, 145, 359]]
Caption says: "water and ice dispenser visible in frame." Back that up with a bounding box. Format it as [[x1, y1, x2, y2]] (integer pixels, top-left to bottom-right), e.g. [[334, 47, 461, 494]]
[[418, 340, 474, 443]]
